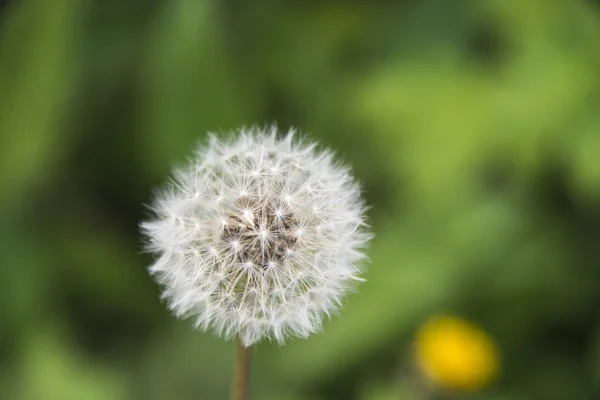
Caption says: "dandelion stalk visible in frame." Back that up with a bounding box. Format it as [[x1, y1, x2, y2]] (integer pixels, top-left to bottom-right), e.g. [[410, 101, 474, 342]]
[[231, 337, 252, 400]]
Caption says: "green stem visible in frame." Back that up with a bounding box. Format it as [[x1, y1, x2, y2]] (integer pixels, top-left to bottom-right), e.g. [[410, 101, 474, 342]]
[[230, 337, 252, 400]]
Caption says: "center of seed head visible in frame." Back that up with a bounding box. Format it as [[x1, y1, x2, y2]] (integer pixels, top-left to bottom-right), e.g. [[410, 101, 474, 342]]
[[221, 197, 298, 269]]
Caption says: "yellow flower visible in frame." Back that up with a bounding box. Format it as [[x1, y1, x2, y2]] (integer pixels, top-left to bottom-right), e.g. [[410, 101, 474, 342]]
[[415, 314, 500, 392]]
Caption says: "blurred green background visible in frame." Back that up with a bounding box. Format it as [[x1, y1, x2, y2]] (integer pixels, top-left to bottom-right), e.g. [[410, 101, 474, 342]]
[[2, 0, 600, 399]]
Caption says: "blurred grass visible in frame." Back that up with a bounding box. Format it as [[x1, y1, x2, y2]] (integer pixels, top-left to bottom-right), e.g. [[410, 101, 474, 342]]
[[1, 0, 600, 399], [0, 0, 80, 209]]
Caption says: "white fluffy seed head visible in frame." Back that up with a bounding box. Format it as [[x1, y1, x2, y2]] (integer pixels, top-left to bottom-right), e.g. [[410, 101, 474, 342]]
[[141, 126, 372, 346]]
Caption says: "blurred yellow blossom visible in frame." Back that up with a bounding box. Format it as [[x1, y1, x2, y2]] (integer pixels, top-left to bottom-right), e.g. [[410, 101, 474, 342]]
[[415, 315, 500, 392]]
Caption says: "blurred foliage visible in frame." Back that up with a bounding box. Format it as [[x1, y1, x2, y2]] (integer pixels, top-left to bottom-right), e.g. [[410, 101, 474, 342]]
[[1, 0, 600, 399]]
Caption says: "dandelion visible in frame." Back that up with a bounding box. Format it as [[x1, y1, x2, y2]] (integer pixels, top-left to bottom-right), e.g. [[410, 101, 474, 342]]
[[141, 126, 371, 399], [414, 314, 500, 393]]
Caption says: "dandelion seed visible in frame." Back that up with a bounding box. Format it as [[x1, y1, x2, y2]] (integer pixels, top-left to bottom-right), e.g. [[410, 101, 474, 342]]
[[141, 126, 372, 346]]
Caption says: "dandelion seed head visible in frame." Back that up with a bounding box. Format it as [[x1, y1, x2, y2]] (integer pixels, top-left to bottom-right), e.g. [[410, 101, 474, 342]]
[[141, 126, 371, 346]]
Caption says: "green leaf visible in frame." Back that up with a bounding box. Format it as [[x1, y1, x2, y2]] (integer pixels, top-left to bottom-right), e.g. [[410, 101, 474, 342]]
[[13, 328, 128, 400], [0, 0, 81, 208], [138, 0, 254, 179]]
